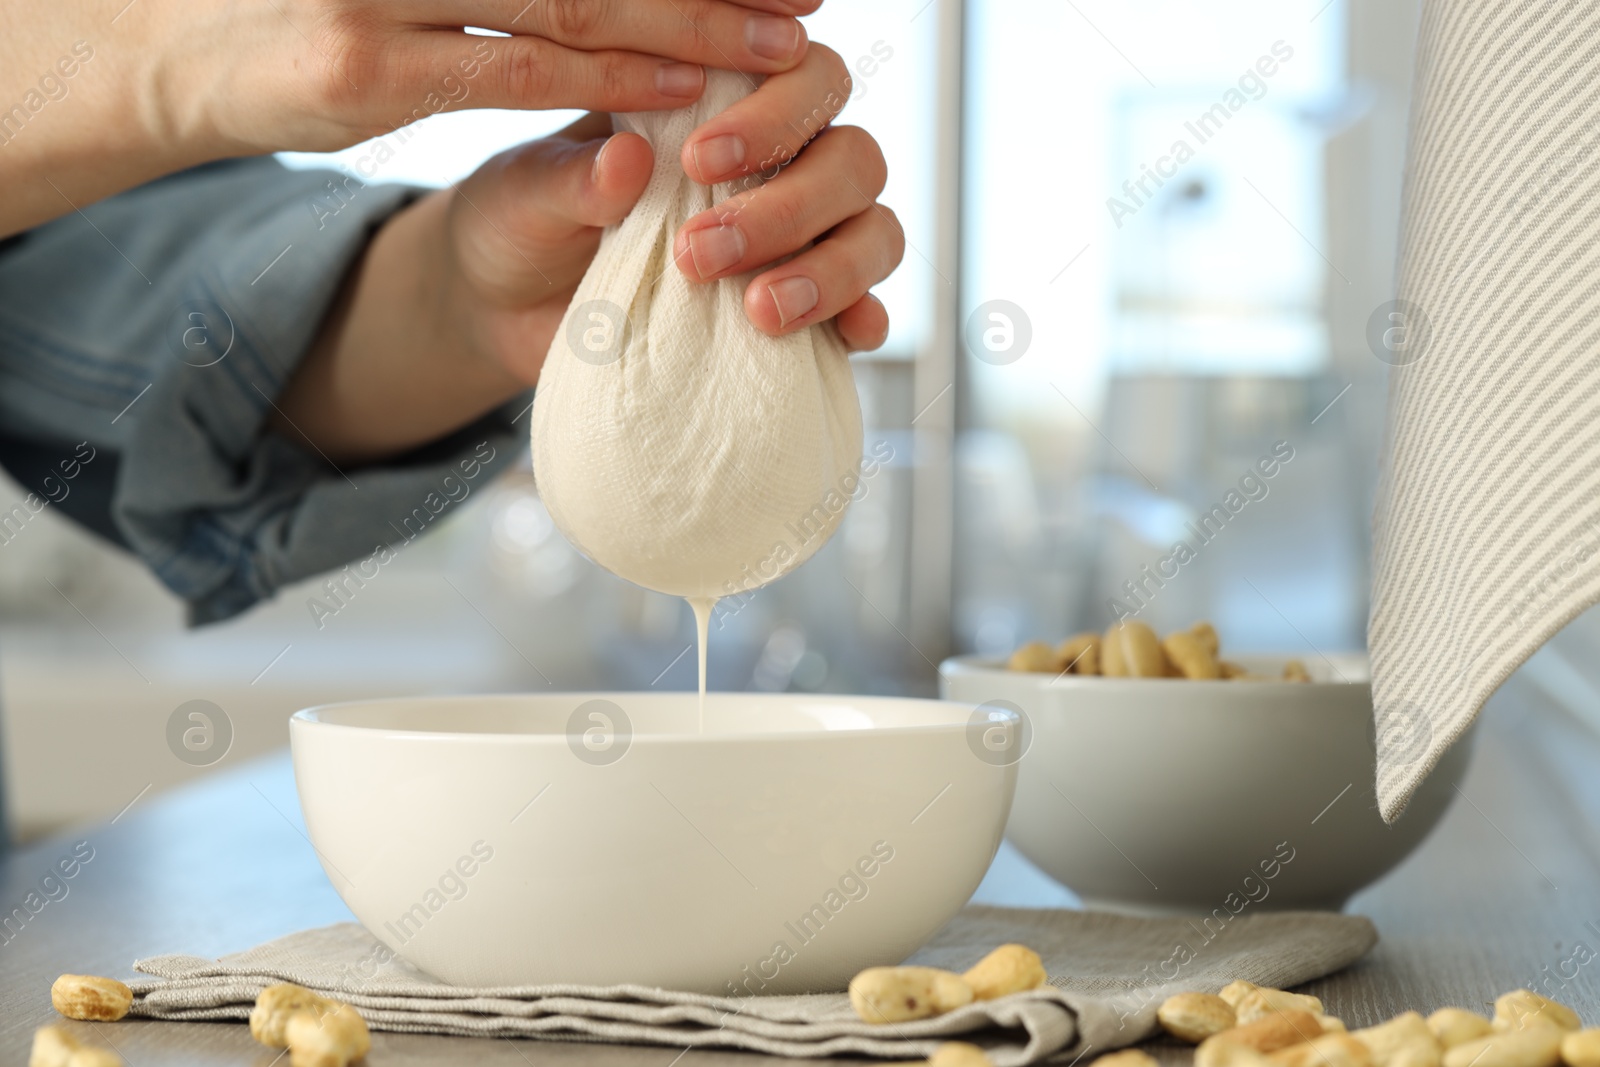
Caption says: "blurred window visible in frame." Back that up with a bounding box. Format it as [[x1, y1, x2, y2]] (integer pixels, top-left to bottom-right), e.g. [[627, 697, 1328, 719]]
[[957, 0, 1412, 657]]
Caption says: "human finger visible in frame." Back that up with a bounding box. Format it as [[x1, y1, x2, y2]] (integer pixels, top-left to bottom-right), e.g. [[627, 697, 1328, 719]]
[[741, 203, 905, 335]]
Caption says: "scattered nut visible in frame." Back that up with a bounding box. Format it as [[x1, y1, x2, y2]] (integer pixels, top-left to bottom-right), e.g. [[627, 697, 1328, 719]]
[[251, 983, 332, 1048], [1198, 1040, 1283, 1067], [1165, 630, 1222, 679], [1191, 621, 1220, 658], [1282, 660, 1312, 683], [50, 975, 132, 1022], [28, 1028, 123, 1067], [1160, 992, 1238, 1042], [1354, 1011, 1442, 1067], [1092, 1051, 1160, 1067], [29, 1025, 81, 1067], [1271, 1034, 1375, 1067], [962, 944, 1047, 1000], [1444, 1028, 1564, 1067], [1219, 980, 1257, 1008], [1200, 1009, 1327, 1057], [1103, 621, 1168, 677], [1430, 1009, 1495, 1048], [66, 1051, 123, 1067], [1057, 633, 1101, 675], [286, 1002, 371, 1067], [1007, 640, 1062, 674], [1494, 991, 1581, 1033], [1561, 1029, 1600, 1067], [928, 1043, 993, 1067], [1086, 985, 1578, 1067], [246, 986, 372, 1067], [848, 966, 974, 1024], [1233, 986, 1326, 1024]]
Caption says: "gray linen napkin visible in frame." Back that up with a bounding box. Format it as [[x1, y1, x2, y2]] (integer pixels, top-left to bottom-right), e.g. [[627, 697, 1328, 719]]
[[1369, 0, 1600, 822], [127, 906, 1376, 1065]]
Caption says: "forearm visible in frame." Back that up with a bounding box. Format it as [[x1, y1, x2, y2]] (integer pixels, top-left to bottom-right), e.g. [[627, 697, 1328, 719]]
[[1, 0, 816, 241], [0, 154, 528, 623], [0, 13, 214, 237], [268, 190, 533, 467]]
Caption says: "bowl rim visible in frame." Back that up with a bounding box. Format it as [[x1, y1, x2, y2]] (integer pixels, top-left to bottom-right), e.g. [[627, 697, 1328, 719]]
[[289, 690, 994, 745], [939, 652, 1371, 688]]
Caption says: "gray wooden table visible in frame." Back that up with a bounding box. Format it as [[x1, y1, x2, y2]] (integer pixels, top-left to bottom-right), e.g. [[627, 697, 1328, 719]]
[[2, 672, 1596, 1065]]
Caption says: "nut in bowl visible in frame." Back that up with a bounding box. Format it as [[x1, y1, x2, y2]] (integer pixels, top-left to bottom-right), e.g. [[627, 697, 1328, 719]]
[[941, 627, 1475, 913]]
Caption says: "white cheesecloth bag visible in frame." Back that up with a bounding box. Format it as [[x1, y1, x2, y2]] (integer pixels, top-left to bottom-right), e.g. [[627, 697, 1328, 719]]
[[531, 70, 864, 599]]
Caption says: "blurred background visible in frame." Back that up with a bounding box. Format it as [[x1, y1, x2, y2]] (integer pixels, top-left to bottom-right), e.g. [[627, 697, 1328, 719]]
[[0, 0, 1441, 839]]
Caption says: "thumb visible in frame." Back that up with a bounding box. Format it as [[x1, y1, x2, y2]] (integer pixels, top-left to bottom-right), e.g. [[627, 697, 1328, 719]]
[[450, 127, 653, 301]]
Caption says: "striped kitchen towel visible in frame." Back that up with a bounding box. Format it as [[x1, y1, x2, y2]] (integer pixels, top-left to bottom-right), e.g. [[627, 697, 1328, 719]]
[[1370, 0, 1600, 821]]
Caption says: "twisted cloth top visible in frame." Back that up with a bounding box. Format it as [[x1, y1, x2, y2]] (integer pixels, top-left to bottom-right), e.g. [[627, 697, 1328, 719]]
[[1371, 0, 1600, 821]]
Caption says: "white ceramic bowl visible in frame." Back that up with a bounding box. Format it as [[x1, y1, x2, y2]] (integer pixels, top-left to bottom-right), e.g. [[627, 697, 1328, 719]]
[[940, 654, 1473, 913], [290, 692, 1014, 993]]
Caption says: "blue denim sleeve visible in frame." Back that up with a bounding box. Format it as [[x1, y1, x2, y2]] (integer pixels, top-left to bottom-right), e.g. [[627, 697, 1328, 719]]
[[0, 157, 529, 624]]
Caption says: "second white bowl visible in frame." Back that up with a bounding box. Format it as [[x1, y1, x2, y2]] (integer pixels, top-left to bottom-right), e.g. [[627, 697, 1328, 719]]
[[291, 692, 1015, 993], [941, 654, 1472, 913]]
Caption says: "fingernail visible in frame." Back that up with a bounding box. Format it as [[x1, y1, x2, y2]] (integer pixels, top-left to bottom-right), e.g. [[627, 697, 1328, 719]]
[[656, 62, 704, 98], [746, 15, 801, 61], [688, 225, 747, 279], [691, 134, 746, 181], [767, 276, 819, 326], [591, 136, 615, 184]]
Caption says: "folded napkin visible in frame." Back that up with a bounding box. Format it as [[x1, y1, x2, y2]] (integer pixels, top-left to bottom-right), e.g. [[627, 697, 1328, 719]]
[[1369, 0, 1600, 822], [128, 906, 1376, 1065]]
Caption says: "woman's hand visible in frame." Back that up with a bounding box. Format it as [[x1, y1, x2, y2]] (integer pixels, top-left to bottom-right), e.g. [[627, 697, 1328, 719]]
[[0, 0, 816, 236], [450, 42, 899, 377], [157, 0, 816, 154], [272, 51, 900, 463], [673, 43, 901, 349]]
